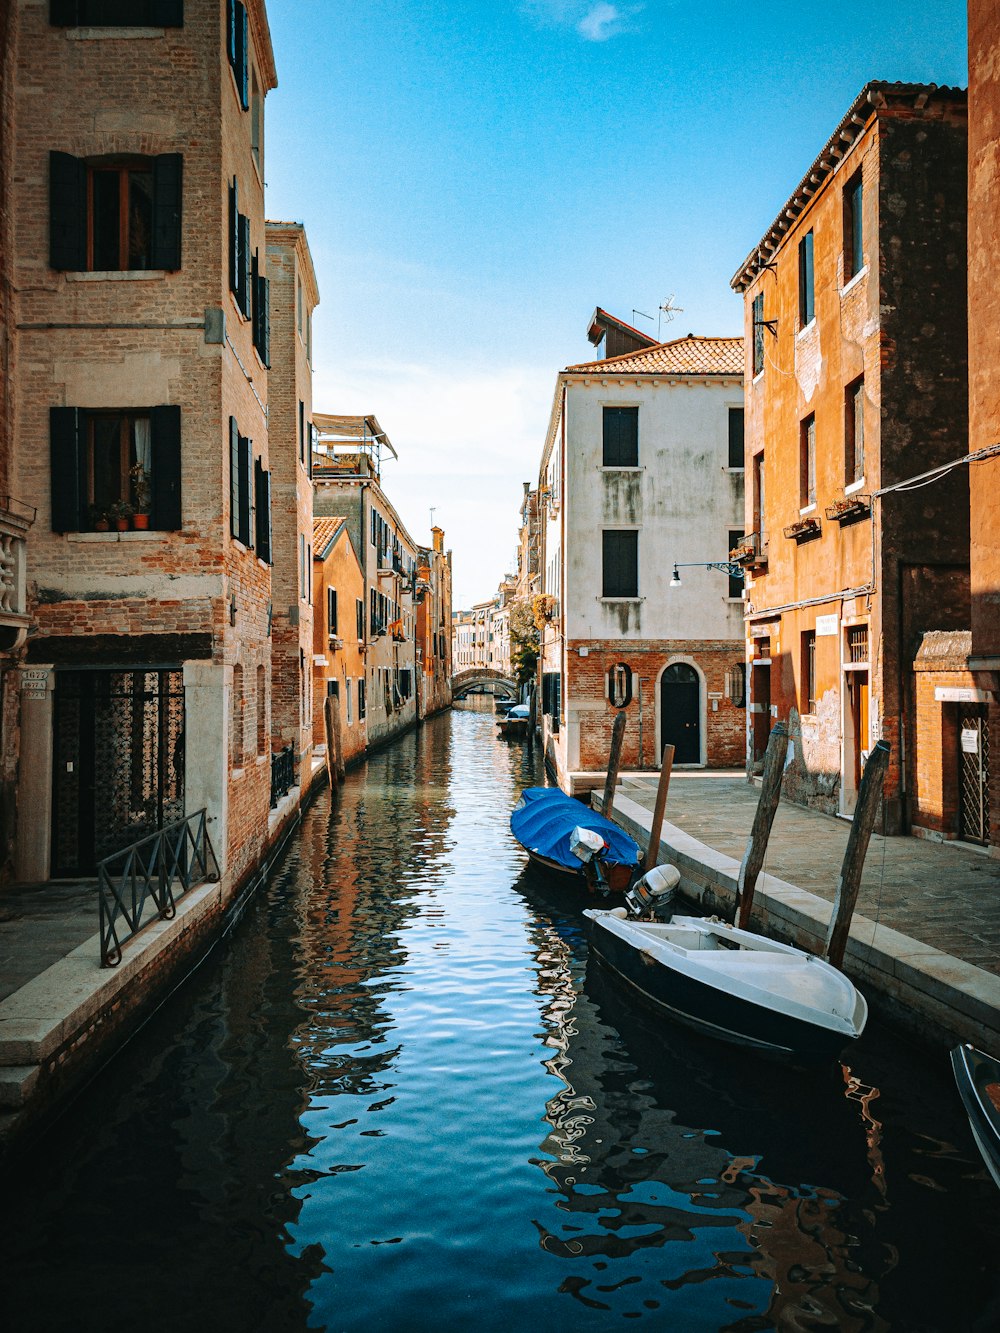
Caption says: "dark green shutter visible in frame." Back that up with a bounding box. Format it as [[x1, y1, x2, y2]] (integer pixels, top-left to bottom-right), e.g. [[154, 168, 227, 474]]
[[49, 152, 86, 271], [50, 407, 82, 532], [728, 408, 745, 468], [236, 1, 249, 109], [602, 407, 637, 466], [150, 405, 181, 530], [151, 154, 182, 270], [228, 179, 238, 297], [251, 251, 259, 345], [229, 416, 240, 539], [238, 214, 251, 317], [150, 0, 183, 23], [254, 457, 272, 563], [226, 0, 236, 66], [237, 433, 252, 546], [602, 530, 638, 597], [258, 274, 270, 367]]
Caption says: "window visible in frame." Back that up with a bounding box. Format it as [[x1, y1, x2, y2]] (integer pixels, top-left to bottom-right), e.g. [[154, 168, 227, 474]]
[[251, 250, 270, 366], [752, 292, 765, 376], [226, 0, 249, 110], [345, 679, 353, 725], [254, 456, 272, 562], [358, 677, 367, 720], [229, 417, 253, 546], [602, 530, 638, 598], [299, 533, 306, 599], [328, 587, 338, 636], [297, 276, 303, 334], [801, 630, 816, 714], [845, 376, 865, 485], [607, 663, 633, 708], [728, 408, 744, 469], [542, 672, 561, 733], [50, 405, 181, 532], [228, 178, 251, 318], [800, 415, 816, 508], [844, 170, 864, 282], [49, 152, 181, 273], [798, 229, 815, 328], [728, 530, 744, 599], [251, 67, 262, 172], [602, 406, 639, 467], [753, 452, 766, 542], [50, 1, 183, 25], [231, 664, 243, 769], [299, 401, 305, 464], [356, 598, 365, 642]]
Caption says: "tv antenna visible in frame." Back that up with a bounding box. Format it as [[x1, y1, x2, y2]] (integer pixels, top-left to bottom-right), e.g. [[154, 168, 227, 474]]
[[658, 294, 683, 338], [430, 506, 437, 527], [632, 308, 654, 327]]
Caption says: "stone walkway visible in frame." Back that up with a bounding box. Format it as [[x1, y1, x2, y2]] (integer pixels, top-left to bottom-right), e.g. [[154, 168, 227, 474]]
[[619, 770, 1000, 977], [0, 881, 99, 1003]]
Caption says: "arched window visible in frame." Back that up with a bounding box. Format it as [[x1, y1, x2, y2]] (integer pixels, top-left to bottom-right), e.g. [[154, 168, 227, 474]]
[[607, 662, 633, 708]]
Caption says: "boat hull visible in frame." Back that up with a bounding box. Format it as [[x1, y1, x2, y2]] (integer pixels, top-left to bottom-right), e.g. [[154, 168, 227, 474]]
[[951, 1043, 1000, 1188], [585, 915, 861, 1064], [525, 847, 633, 894]]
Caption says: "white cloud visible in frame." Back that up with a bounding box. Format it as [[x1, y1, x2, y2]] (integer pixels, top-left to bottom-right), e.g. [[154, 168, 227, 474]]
[[521, 0, 642, 41], [578, 3, 626, 41]]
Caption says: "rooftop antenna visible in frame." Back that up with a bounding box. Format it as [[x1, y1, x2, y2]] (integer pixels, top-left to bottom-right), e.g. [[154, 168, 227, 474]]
[[632, 308, 654, 328], [430, 506, 437, 528], [658, 294, 683, 339]]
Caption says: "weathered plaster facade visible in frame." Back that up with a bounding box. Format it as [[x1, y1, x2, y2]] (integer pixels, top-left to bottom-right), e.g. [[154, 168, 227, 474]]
[[311, 517, 367, 765]]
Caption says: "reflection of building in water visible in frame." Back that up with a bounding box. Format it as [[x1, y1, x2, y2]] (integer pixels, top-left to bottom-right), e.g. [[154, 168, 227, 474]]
[[520, 903, 883, 1321]]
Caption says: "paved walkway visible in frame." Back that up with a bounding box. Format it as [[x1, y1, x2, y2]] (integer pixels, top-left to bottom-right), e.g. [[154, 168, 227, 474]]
[[618, 770, 1000, 977], [0, 880, 99, 1002]]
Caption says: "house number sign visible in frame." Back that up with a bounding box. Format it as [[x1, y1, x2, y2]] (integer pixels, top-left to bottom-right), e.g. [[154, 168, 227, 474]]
[[20, 668, 49, 698]]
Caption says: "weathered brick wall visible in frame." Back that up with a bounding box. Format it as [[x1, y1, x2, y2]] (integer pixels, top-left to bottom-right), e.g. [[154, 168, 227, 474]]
[[567, 639, 745, 771]]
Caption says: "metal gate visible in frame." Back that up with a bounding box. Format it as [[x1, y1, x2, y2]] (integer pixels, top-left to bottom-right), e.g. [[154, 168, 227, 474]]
[[52, 668, 185, 877], [959, 706, 990, 846]]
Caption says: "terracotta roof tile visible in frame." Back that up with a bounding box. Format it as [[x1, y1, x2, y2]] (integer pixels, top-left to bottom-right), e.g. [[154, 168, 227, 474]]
[[313, 516, 346, 559], [564, 334, 743, 377]]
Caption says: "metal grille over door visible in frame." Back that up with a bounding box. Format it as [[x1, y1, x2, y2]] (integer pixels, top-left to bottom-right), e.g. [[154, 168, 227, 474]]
[[53, 669, 185, 876], [959, 707, 990, 846]]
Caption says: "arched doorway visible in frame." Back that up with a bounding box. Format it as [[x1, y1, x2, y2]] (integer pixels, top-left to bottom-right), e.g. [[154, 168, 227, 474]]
[[659, 662, 701, 764]]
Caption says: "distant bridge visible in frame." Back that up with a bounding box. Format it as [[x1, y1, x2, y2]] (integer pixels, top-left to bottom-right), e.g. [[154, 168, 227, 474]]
[[452, 668, 518, 700]]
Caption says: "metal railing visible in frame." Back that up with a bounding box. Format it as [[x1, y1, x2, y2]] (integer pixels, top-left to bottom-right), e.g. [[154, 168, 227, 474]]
[[270, 745, 295, 807], [98, 809, 219, 968]]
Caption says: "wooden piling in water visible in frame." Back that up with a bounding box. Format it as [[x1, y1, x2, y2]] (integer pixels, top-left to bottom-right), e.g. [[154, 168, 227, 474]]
[[824, 739, 891, 970], [641, 743, 675, 873], [324, 695, 346, 788], [602, 710, 627, 816], [736, 722, 789, 929]]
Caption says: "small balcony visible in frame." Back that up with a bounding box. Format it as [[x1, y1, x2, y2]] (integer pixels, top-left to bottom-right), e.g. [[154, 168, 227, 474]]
[[730, 531, 768, 570]]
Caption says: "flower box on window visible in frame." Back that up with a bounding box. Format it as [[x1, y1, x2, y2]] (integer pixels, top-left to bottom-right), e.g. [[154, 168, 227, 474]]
[[783, 516, 822, 544], [824, 495, 871, 526]]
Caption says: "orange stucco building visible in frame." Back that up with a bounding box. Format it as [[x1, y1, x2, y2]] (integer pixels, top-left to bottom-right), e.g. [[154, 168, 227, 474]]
[[312, 516, 367, 767], [732, 82, 970, 836], [968, 0, 1000, 854]]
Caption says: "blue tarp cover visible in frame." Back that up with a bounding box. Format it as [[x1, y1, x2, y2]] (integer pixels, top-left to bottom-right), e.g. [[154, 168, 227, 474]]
[[510, 787, 640, 872]]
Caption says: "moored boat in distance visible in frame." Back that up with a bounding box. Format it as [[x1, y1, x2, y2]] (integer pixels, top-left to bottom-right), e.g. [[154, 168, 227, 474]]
[[510, 786, 640, 892], [584, 905, 868, 1064], [497, 703, 530, 738]]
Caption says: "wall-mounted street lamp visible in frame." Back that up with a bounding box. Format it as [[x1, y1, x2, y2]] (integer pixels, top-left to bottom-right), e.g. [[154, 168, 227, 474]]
[[669, 561, 745, 588]]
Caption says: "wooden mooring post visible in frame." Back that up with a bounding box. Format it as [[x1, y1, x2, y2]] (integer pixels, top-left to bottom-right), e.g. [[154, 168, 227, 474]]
[[324, 694, 346, 788], [736, 722, 789, 929], [825, 739, 891, 970], [641, 743, 675, 874], [601, 710, 627, 815]]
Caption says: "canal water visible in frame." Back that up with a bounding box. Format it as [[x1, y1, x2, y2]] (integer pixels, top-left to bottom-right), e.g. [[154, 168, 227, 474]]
[[5, 700, 1000, 1332]]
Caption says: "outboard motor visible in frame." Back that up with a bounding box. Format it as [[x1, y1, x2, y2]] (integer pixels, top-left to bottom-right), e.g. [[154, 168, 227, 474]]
[[569, 826, 611, 893], [625, 864, 681, 920]]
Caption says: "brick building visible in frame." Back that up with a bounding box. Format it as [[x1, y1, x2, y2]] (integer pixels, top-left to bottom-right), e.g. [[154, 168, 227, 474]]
[[968, 1, 1000, 855], [311, 415, 420, 750], [311, 515, 367, 765], [731, 82, 969, 836], [265, 221, 319, 782], [536, 319, 746, 794], [11, 0, 282, 888], [414, 527, 453, 719]]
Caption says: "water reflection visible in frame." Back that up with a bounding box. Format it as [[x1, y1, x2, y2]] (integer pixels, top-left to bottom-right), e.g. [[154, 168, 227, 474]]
[[3, 703, 999, 1333]]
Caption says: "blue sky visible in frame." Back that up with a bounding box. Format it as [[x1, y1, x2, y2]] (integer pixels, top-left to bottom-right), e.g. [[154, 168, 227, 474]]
[[263, 0, 968, 607]]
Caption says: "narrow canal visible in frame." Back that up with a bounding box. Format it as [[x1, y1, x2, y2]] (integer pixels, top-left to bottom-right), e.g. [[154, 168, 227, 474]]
[[5, 701, 1000, 1332]]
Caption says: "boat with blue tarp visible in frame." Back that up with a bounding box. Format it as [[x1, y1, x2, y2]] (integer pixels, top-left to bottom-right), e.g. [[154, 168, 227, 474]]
[[510, 786, 640, 892]]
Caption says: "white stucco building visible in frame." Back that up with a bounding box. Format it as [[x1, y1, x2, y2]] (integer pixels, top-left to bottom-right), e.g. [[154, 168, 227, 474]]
[[536, 322, 747, 793]]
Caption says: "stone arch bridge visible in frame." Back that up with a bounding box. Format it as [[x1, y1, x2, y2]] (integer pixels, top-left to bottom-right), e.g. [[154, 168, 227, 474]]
[[452, 668, 518, 700]]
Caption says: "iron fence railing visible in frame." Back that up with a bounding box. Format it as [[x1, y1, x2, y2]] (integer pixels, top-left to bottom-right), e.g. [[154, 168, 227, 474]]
[[271, 745, 295, 808], [98, 809, 219, 968]]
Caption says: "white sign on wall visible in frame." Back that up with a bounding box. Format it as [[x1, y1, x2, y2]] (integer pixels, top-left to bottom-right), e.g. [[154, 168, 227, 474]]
[[815, 614, 838, 637], [961, 728, 980, 754]]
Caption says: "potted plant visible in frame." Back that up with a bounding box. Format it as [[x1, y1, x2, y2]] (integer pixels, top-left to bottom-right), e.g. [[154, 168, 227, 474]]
[[129, 463, 152, 529], [88, 504, 110, 532], [110, 500, 133, 531]]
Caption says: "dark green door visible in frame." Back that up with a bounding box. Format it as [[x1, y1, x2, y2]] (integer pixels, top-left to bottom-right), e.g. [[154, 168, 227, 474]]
[[660, 663, 700, 764]]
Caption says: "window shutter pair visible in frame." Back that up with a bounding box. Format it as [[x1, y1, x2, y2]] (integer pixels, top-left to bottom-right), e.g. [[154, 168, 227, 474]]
[[254, 456, 272, 563], [49, 152, 181, 271], [602, 407, 638, 467], [226, 0, 249, 108], [228, 179, 239, 296], [229, 416, 252, 546], [50, 405, 181, 532], [328, 588, 338, 635], [252, 253, 270, 366], [602, 530, 638, 598]]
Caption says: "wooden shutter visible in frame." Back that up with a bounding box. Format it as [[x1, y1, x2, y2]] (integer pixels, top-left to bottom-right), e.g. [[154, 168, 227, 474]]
[[238, 214, 251, 317], [259, 274, 270, 366], [229, 416, 240, 539], [151, 154, 182, 270], [602, 530, 638, 597], [236, 1, 249, 109], [226, 0, 236, 67], [237, 433, 252, 546], [328, 588, 338, 634], [49, 407, 82, 532], [228, 179, 238, 296], [251, 251, 259, 345], [254, 457, 272, 563], [49, 152, 86, 271], [728, 408, 744, 468], [150, 0, 183, 23], [150, 405, 182, 530]]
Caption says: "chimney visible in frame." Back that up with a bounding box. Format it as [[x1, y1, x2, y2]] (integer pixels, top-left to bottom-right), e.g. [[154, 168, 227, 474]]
[[432, 525, 444, 554]]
